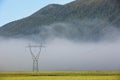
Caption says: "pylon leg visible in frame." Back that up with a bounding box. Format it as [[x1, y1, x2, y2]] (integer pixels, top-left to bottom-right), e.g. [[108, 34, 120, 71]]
[[36, 60, 39, 72], [33, 60, 35, 72], [33, 59, 39, 72]]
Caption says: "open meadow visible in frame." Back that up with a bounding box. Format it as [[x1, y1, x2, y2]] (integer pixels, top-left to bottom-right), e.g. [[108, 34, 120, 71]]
[[0, 71, 120, 80]]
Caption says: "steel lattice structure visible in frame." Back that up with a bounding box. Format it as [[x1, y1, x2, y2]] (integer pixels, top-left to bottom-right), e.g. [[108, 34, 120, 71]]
[[28, 44, 45, 72]]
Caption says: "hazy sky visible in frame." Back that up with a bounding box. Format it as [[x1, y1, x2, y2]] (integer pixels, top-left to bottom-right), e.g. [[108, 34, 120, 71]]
[[0, 0, 74, 27]]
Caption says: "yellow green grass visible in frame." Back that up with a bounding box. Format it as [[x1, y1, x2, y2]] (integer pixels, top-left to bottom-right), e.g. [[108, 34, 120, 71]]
[[0, 71, 120, 80]]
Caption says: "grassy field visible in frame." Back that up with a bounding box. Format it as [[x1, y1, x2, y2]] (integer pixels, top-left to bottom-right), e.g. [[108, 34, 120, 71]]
[[0, 71, 120, 80]]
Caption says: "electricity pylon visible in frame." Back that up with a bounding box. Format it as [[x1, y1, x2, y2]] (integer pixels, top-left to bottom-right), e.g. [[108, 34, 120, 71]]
[[28, 44, 45, 72]]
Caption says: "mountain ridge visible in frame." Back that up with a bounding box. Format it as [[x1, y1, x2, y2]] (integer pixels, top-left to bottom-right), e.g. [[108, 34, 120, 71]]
[[0, 0, 120, 41]]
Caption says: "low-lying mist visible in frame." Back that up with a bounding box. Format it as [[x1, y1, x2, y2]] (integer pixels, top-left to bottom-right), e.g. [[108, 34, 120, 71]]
[[0, 37, 120, 71], [28, 19, 120, 42], [0, 19, 120, 71]]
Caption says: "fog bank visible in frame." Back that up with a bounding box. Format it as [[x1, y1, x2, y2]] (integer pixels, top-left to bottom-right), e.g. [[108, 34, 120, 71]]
[[0, 38, 120, 71]]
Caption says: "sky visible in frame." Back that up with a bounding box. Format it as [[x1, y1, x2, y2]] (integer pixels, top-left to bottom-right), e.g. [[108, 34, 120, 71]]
[[0, 0, 74, 27]]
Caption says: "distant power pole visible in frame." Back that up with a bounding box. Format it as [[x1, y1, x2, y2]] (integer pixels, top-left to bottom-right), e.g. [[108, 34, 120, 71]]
[[28, 44, 45, 72]]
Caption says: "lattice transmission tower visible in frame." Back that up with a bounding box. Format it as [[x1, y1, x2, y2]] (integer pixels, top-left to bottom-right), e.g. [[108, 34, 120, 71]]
[[28, 44, 45, 72]]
